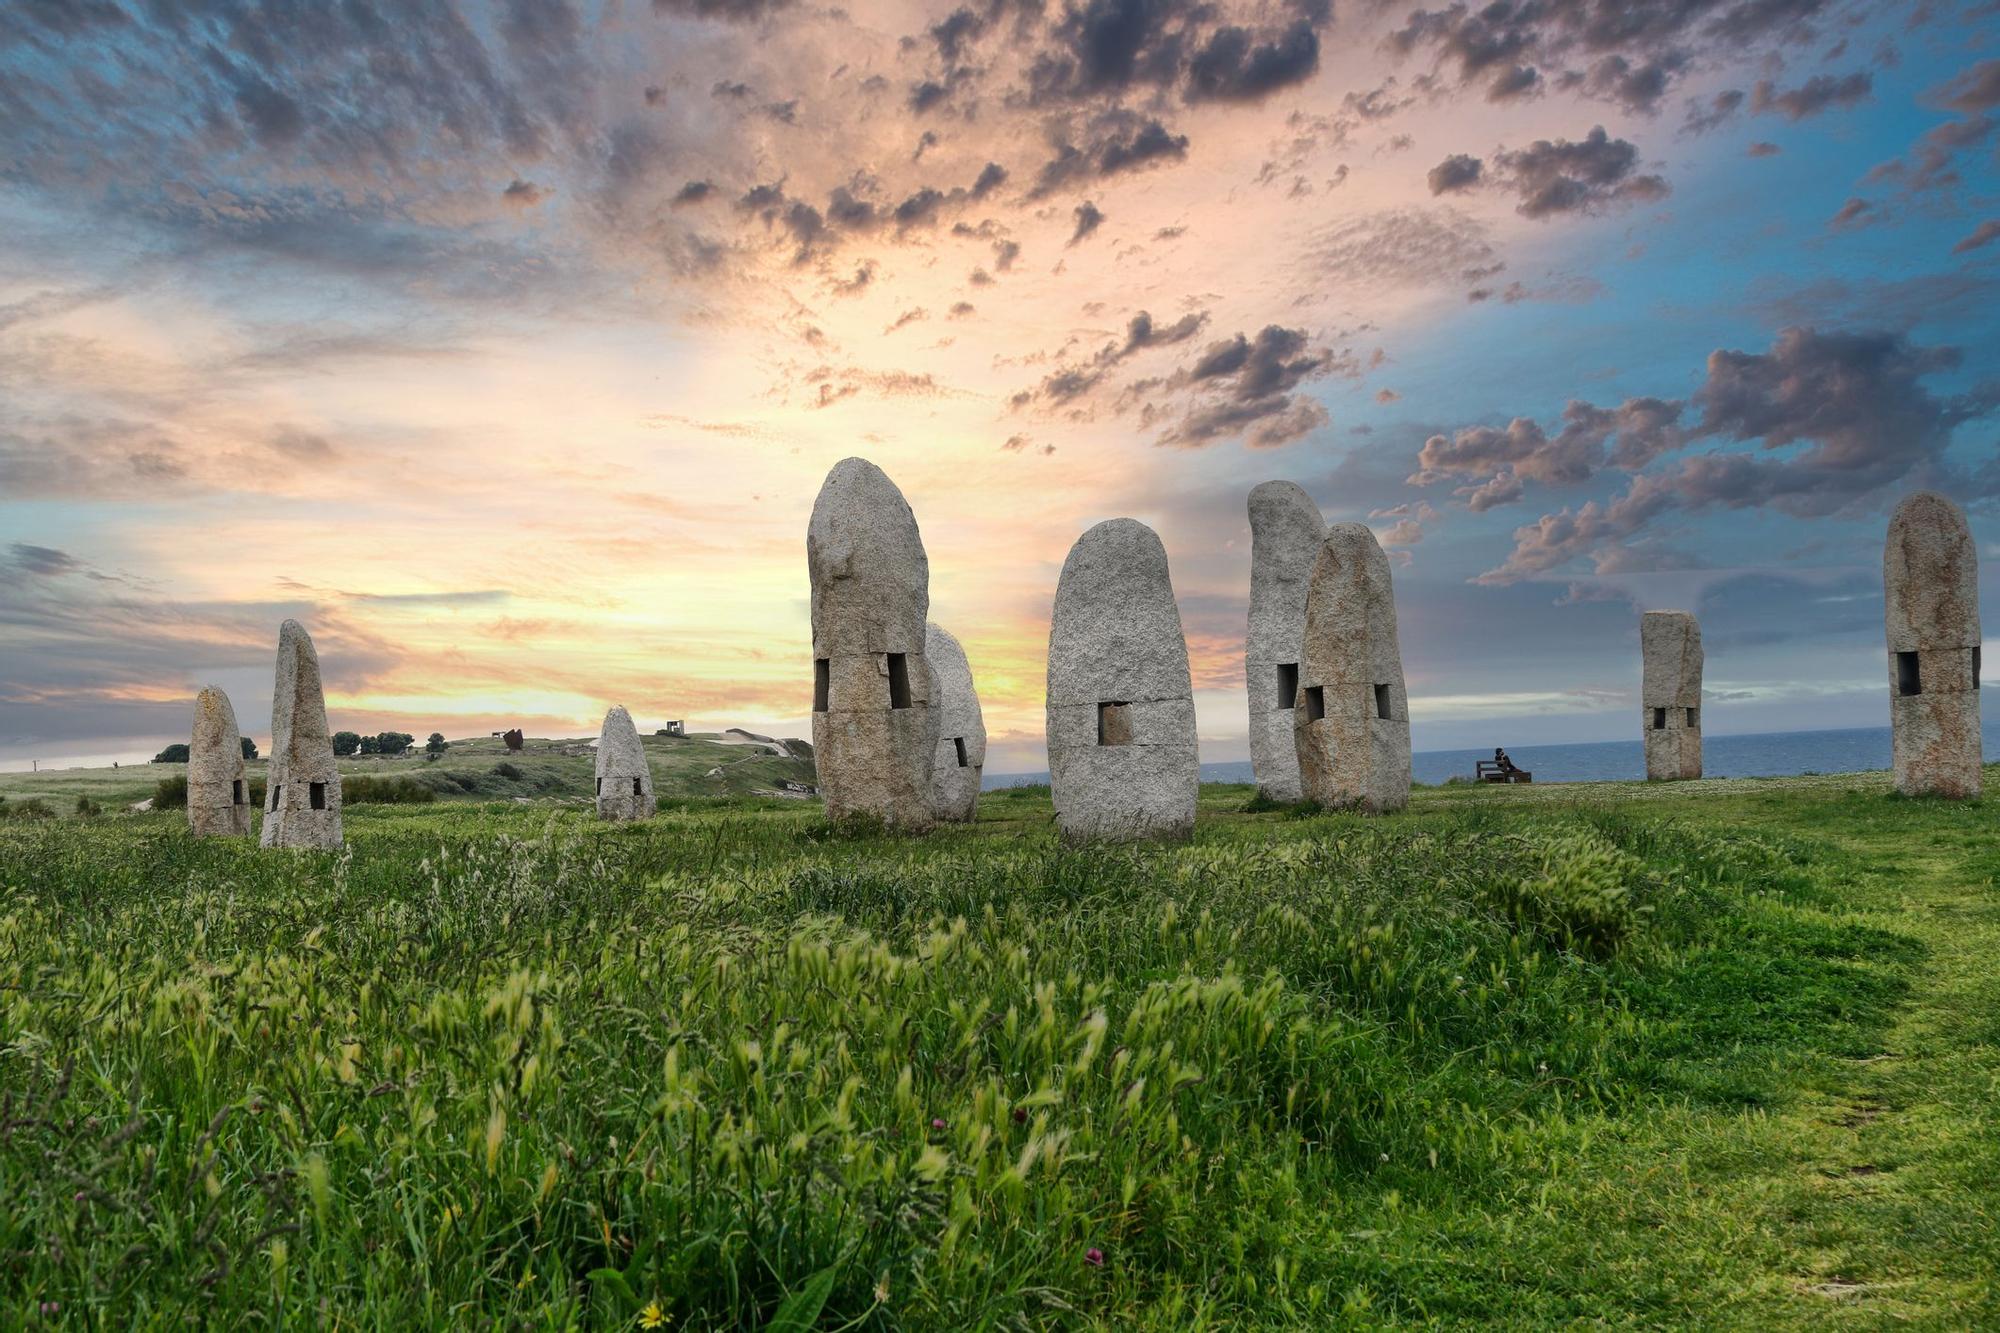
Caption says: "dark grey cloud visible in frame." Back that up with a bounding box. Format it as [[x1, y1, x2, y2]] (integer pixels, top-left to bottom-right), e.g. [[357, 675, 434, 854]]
[[1490, 126, 1670, 219], [671, 179, 716, 206], [1031, 113, 1189, 197], [9, 543, 84, 577], [1019, 307, 1212, 406], [1069, 200, 1105, 244], [1142, 324, 1340, 450], [1451, 327, 2000, 583], [650, 0, 795, 19], [1427, 153, 1484, 194], [1681, 88, 1745, 135], [1183, 21, 1322, 103], [1020, 0, 1331, 106], [1750, 70, 1871, 120], [1933, 58, 2000, 113]]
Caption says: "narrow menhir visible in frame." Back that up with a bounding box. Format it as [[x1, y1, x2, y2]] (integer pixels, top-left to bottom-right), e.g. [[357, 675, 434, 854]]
[[1896, 650, 1921, 696], [954, 736, 969, 767], [813, 658, 830, 712], [1276, 662, 1298, 710], [1374, 682, 1391, 720], [1641, 610, 1704, 782], [1304, 686, 1325, 722], [1097, 701, 1132, 746], [886, 652, 911, 709]]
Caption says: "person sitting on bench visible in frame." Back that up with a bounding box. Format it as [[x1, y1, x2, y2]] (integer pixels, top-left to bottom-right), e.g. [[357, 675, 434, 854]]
[[1493, 747, 1518, 775]]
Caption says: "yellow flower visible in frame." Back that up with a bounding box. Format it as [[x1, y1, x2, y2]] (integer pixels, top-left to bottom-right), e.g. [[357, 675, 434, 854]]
[[638, 1301, 669, 1328]]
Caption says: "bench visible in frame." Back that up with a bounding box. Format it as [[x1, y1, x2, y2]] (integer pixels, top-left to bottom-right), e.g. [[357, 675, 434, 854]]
[[1475, 760, 1533, 784]]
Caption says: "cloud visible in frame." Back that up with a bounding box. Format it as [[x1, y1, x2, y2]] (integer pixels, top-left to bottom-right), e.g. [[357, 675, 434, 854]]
[[1146, 325, 1339, 450], [1427, 153, 1484, 194], [1461, 327, 2000, 583], [501, 178, 551, 207], [1024, 1, 1332, 106], [1031, 113, 1190, 196], [1681, 88, 1745, 135], [1933, 59, 2000, 114], [1183, 21, 1322, 103], [671, 180, 716, 206], [1488, 126, 1670, 219], [1953, 219, 2000, 254], [1751, 71, 1871, 121], [9, 543, 85, 578], [1069, 200, 1105, 245]]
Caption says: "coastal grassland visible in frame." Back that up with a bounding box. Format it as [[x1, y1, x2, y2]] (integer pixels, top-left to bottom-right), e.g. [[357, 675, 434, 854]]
[[0, 774, 1993, 1327]]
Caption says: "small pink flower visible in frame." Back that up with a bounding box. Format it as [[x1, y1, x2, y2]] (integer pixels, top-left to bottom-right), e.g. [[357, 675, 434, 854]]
[[930, 1118, 946, 1131], [1084, 1247, 1105, 1268]]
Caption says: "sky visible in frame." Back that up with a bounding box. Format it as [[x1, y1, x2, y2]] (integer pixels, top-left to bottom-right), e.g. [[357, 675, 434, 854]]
[[2, 0, 1997, 774]]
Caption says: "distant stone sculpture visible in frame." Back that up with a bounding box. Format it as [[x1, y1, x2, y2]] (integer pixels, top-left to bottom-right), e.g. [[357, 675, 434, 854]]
[[926, 623, 986, 822], [1294, 523, 1411, 813], [261, 619, 342, 849], [1245, 481, 1326, 803], [595, 705, 656, 820], [188, 685, 251, 837], [1885, 491, 1983, 798], [1641, 611, 1704, 781], [1046, 519, 1198, 842], [808, 457, 936, 829]]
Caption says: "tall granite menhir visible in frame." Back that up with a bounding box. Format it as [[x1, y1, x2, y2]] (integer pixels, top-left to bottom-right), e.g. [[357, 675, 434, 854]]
[[1885, 491, 1983, 798], [1245, 481, 1326, 803], [1641, 611, 1703, 781], [1294, 523, 1411, 813], [261, 619, 342, 849], [926, 623, 986, 823], [808, 457, 936, 829], [595, 705, 656, 820], [1046, 519, 1198, 842], [188, 685, 252, 837]]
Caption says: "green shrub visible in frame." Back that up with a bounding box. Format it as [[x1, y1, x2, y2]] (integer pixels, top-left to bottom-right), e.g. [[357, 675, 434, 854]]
[[342, 775, 436, 805], [152, 774, 188, 809], [0, 796, 55, 820], [492, 761, 523, 780], [1486, 829, 1650, 957], [74, 795, 101, 818]]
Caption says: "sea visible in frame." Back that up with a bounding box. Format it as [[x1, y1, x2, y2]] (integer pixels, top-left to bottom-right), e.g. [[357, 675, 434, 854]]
[[983, 723, 2000, 790]]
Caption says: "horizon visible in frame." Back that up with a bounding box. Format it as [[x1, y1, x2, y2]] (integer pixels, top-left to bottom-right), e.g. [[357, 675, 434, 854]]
[[4, 2, 1997, 773]]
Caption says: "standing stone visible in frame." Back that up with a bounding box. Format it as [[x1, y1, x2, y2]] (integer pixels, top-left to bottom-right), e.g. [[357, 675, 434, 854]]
[[1885, 491, 1983, 798], [595, 705, 656, 820], [1294, 523, 1411, 813], [260, 619, 342, 849], [927, 623, 986, 822], [1641, 611, 1704, 781], [188, 685, 252, 837], [1046, 519, 1199, 842], [1245, 481, 1326, 803], [808, 457, 936, 829]]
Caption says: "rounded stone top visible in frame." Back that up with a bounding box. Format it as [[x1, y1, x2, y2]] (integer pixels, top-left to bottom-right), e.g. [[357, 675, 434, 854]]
[[1248, 481, 1324, 549], [595, 705, 649, 777], [1048, 518, 1191, 705], [808, 456, 929, 653], [1302, 522, 1402, 683], [1247, 480, 1326, 659], [926, 622, 983, 736], [1886, 490, 1980, 650], [192, 685, 241, 749]]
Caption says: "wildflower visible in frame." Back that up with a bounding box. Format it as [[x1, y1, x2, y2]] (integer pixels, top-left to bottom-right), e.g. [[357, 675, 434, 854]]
[[1012, 1107, 1028, 1124], [638, 1300, 669, 1328], [930, 1117, 947, 1131], [1085, 1247, 1105, 1267]]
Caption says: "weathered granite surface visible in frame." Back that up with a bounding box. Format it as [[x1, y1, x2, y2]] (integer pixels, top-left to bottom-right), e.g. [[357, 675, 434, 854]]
[[189, 685, 251, 837], [1046, 518, 1198, 842], [261, 619, 342, 849], [1641, 610, 1704, 781], [1885, 491, 1983, 798], [808, 457, 936, 828], [1245, 481, 1325, 804], [1294, 522, 1410, 813], [595, 705, 656, 820], [926, 622, 985, 822]]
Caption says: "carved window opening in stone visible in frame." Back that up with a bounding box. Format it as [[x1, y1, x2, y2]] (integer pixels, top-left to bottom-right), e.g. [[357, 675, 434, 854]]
[[595, 777, 603, 796], [309, 782, 327, 810], [954, 736, 969, 767], [813, 658, 830, 712], [1304, 686, 1325, 722], [1975, 646, 1983, 691], [270, 783, 281, 810], [1896, 650, 1921, 696], [1374, 683, 1392, 721], [232, 779, 245, 805], [1652, 707, 1667, 730], [1685, 706, 1699, 731], [1276, 663, 1299, 710], [1097, 701, 1133, 746], [632, 777, 643, 796], [886, 653, 911, 710]]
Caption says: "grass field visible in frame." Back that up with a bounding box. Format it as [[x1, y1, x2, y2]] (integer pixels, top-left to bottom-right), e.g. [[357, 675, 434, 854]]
[[1, 772, 1995, 1326], [0, 732, 817, 814]]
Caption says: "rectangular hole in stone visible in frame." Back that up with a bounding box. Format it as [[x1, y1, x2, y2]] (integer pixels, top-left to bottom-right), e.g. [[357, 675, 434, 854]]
[[632, 777, 642, 796], [954, 736, 969, 767], [1686, 706, 1699, 731], [1374, 683, 1391, 721], [270, 783, 281, 811], [813, 658, 829, 712], [1975, 646, 1982, 691], [1304, 686, 1325, 722], [887, 653, 911, 709], [1652, 707, 1666, 730], [1097, 701, 1132, 746], [595, 777, 602, 796], [233, 779, 245, 805], [309, 782, 326, 811], [1896, 650, 1921, 696], [1276, 663, 1298, 710]]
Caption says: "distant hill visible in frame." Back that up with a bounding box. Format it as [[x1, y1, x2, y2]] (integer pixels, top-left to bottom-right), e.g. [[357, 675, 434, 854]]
[[0, 730, 818, 810]]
